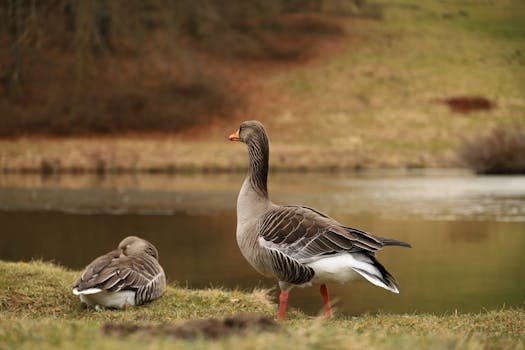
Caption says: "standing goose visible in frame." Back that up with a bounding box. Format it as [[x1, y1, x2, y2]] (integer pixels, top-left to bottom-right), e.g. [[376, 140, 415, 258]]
[[73, 236, 166, 309], [229, 120, 411, 320]]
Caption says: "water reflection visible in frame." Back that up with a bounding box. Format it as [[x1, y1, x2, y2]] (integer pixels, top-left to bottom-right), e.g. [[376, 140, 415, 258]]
[[0, 170, 524, 315], [0, 170, 523, 221]]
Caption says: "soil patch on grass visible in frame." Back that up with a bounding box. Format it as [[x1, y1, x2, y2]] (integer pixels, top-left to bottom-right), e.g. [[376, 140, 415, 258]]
[[103, 313, 277, 340], [436, 96, 495, 114]]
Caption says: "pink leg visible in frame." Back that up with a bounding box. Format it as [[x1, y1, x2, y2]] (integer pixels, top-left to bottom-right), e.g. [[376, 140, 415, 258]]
[[278, 291, 289, 321], [320, 284, 333, 318]]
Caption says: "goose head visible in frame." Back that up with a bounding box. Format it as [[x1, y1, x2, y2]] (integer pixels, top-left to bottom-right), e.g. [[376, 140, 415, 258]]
[[228, 120, 268, 146], [118, 236, 159, 260]]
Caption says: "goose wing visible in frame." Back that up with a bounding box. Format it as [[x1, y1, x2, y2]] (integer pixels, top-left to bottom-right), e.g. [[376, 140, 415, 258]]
[[258, 205, 391, 262], [74, 253, 163, 293]]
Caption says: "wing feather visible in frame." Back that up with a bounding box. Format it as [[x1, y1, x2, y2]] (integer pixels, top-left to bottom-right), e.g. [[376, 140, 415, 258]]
[[73, 253, 162, 293], [258, 205, 394, 261]]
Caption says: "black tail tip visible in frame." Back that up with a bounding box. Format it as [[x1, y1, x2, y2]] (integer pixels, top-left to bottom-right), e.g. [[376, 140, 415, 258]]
[[382, 238, 412, 248]]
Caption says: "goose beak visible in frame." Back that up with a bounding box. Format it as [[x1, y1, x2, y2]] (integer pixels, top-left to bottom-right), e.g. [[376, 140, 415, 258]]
[[229, 129, 241, 142]]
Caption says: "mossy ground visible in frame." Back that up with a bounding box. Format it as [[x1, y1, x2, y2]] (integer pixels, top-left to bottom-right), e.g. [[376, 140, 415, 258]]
[[0, 260, 273, 321], [1, 260, 523, 349]]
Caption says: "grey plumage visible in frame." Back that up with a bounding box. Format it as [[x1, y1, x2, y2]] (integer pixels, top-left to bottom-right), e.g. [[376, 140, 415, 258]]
[[73, 236, 166, 308], [230, 120, 411, 318]]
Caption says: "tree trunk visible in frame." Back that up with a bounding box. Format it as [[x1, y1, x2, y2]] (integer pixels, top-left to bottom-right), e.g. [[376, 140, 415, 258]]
[[70, 0, 94, 124], [6, 0, 22, 97]]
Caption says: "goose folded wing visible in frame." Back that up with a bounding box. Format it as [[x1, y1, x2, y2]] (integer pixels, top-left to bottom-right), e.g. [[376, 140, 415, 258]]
[[74, 254, 160, 292], [258, 205, 384, 261], [74, 249, 119, 290]]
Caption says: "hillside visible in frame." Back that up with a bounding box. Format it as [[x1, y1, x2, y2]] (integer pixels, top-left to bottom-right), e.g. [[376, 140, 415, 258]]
[[1, 0, 524, 171]]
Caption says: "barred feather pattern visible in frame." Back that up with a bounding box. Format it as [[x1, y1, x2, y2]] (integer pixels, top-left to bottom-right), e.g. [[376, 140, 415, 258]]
[[257, 205, 401, 261], [133, 256, 166, 305], [73, 243, 166, 306], [246, 127, 269, 198], [267, 248, 314, 285]]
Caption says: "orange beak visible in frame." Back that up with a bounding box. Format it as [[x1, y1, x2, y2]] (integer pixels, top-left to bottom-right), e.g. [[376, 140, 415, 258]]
[[229, 129, 241, 142]]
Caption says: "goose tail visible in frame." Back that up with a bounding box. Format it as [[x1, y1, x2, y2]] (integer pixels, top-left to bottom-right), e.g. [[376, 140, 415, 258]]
[[350, 253, 401, 293]]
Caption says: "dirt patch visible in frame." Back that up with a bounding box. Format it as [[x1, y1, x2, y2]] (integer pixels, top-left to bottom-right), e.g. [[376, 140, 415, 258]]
[[102, 313, 277, 339], [437, 96, 495, 113]]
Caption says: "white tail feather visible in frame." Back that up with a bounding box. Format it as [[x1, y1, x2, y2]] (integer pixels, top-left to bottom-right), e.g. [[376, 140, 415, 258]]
[[73, 287, 102, 295], [351, 266, 399, 293], [307, 253, 400, 293]]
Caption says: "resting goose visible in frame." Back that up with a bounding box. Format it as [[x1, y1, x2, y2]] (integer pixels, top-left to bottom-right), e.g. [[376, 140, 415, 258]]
[[73, 236, 166, 309], [229, 120, 411, 320]]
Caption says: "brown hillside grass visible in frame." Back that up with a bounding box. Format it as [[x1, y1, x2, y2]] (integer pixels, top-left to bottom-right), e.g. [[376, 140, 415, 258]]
[[0, 1, 344, 137]]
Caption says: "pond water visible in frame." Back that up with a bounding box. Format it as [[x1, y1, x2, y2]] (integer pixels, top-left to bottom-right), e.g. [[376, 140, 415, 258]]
[[0, 170, 524, 316]]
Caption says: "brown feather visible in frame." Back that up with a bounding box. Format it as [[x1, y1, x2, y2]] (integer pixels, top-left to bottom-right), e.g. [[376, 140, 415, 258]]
[[258, 205, 404, 262]]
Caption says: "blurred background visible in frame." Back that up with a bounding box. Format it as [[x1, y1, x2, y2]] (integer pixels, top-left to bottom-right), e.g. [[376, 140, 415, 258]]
[[0, 0, 524, 316]]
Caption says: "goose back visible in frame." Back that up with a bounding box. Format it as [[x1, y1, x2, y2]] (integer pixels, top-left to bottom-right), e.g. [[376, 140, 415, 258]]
[[73, 237, 166, 307]]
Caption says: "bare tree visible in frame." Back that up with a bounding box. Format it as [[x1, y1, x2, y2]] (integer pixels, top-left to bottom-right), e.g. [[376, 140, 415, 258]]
[[5, 0, 22, 97]]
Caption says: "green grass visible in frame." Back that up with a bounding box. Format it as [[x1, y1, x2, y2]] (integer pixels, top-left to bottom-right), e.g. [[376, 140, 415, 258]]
[[1, 260, 523, 349], [0, 260, 273, 321]]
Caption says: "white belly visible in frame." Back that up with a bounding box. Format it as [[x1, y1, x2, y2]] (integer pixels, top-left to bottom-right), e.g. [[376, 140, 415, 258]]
[[306, 254, 362, 284], [77, 290, 136, 309]]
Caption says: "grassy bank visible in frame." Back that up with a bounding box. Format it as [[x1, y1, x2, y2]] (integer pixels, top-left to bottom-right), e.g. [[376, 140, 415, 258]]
[[0, 260, 523, 349], [1, 0, 525, 172]]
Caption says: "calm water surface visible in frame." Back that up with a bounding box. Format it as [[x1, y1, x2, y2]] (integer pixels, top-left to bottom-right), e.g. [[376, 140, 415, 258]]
[[0, 170, 524, 316]]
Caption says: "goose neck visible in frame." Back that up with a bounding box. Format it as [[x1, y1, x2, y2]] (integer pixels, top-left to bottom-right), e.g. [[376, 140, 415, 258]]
[[246, 138, 269, 198]]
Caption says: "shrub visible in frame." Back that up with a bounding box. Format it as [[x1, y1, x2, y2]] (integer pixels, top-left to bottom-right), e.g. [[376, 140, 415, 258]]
[[459, 124, 525, 174]]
